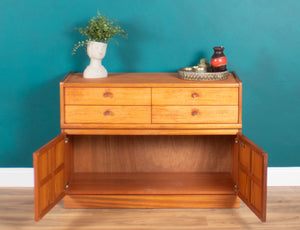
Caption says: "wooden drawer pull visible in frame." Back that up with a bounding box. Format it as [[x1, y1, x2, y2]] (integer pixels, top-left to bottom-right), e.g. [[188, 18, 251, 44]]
[[104, 110, 111, 116], [192, 93, 199, 98], [103, 92, 113, 98], [192, 110, 198, 116]]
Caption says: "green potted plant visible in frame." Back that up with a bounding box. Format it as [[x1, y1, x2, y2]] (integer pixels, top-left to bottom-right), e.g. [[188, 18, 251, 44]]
[[73, 11, 127, 78]]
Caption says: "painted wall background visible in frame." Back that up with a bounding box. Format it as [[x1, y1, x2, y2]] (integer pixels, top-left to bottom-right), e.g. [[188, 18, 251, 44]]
[[0, 0, 299, 167]]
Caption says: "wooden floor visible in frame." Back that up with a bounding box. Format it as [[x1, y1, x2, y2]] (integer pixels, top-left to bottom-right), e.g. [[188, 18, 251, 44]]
[[0, 187, 300, 230]]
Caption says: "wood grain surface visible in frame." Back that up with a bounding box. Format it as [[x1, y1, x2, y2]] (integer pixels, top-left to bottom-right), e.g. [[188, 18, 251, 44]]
[[1, 187, 300, 229], [67, 172, 235, 195], [33, 133, 69, 221], [65, 106, 151, 124], [72, 135, 232, 173], [235, 134, 268, 222], [63, 72, 240, 88], [60, 72, 242, 133], [63, 128, 241, 135], [152, 106, 238, 124], [65, 87, 151, 105], [152, 87, 238, 105], [64, 194, 239, 209]]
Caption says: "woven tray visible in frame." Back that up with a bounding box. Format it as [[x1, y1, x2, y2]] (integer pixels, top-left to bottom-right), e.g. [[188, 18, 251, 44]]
[[178, 67, 229, 81]]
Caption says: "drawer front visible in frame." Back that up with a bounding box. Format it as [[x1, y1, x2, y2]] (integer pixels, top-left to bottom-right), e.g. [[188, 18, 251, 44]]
[[152, 88, 238, 105], [65, 88, 151, 105], [152, 106, 238, 124], [65, 106, 151, 124]]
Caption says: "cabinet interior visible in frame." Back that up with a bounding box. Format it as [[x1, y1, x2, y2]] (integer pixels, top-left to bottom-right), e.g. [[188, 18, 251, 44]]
[[66, 135, 236, 195]]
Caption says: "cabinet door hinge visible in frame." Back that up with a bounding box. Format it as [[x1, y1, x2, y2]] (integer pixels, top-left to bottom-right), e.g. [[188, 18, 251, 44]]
[[65, 182, 70, 191], [234, 183, 238, 192], [240, 142, 245, 148], [234, 138, 244, 148], [64, 138, 69, 144]]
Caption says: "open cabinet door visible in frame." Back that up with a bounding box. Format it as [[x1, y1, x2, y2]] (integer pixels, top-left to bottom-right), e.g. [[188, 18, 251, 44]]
[[235, 133, 268, 222], [33, 133, 71, 221]]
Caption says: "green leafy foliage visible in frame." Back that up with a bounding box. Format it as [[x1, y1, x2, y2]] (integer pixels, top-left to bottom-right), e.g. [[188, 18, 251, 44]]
[[72, 11, 127, 55]]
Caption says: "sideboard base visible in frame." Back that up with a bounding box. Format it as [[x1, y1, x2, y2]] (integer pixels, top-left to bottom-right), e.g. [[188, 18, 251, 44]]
[[64, 194, 240, 209]]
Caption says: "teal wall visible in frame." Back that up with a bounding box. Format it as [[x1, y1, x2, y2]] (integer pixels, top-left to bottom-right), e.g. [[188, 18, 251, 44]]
[[0, 0, 299, 167]]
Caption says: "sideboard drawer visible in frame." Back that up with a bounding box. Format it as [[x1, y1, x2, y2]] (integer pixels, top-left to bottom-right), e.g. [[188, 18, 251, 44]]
[[65, 88, 151, 105], [152, 106, 238, 124], [152, 88, 238, 105], [65, 106, 151, 124]]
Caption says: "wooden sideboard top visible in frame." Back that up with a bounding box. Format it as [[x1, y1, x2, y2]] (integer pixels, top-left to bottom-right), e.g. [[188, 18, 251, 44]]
[[62, 72, 241, 88]]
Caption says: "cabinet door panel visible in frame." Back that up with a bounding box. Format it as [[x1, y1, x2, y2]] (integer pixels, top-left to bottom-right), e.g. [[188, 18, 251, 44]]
[[236, 134, 268, 222], [33, 133, 70, 221]]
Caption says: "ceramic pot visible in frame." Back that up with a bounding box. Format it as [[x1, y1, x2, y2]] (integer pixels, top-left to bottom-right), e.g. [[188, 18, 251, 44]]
[[83, 41, 108, 78], [210, 46, 227, 72]]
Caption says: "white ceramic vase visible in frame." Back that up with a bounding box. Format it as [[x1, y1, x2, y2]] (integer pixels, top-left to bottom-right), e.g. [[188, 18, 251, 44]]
[[83, 41, 108, 78]]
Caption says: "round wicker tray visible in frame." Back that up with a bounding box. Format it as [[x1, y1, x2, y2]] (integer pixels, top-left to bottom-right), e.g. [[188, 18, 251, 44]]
[[178, 67, 229, 81]]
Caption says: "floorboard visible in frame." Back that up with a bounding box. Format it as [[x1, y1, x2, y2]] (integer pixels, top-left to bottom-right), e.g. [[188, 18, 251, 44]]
[[0, 187, 300, 230]]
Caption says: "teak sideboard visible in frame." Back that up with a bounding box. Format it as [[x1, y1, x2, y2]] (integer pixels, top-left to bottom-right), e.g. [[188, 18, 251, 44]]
[[33, 72, 268, 222]]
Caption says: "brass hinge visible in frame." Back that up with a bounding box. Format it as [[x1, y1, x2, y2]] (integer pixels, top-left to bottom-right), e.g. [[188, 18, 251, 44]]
[[64, 138, 69, 144], [234, 183, 238, 192], [65, 182, 69, 191], [234, 138, 245, 148]]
